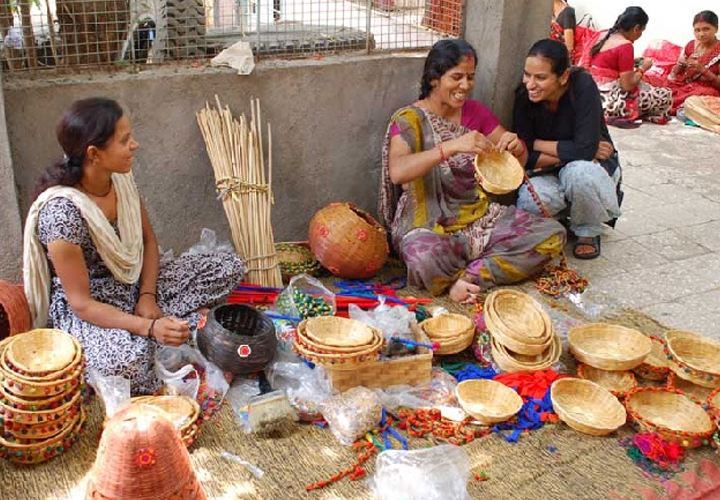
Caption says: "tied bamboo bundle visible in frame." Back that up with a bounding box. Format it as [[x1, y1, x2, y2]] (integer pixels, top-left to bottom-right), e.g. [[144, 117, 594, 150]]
[[196, 97, 282, 287]]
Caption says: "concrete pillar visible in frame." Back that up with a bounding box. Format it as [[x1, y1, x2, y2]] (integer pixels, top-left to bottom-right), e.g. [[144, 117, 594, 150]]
[[0, 69, 23, 282], [464, 0, 553, 126]]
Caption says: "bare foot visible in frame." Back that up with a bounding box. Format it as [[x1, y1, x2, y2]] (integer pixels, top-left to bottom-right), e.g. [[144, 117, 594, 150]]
[[448, 278, 481, 304]]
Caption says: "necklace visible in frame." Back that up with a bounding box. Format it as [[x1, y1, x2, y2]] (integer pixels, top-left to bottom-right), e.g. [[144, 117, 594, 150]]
[[79, 181, 113, 197]]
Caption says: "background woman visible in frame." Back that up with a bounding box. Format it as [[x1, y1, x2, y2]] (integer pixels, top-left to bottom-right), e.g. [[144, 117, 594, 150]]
[[550, 0, 577, 62], [583, 6, 672, 125], [666, 11, 720, 115], [24, 98, 245, 395], [379, 39, 566, 303], [514, 39, 621, 260]]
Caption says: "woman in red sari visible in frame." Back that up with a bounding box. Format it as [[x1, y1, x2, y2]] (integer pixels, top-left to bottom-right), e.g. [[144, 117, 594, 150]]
[[666, 11, 720, 114]]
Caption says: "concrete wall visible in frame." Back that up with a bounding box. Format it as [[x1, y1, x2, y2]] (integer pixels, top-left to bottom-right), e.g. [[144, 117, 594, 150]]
[[570, 1, 710, 56]]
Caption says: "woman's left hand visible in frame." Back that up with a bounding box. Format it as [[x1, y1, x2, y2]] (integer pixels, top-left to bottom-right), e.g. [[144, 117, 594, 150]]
[[135, 294, 163, 319], [496, 132, 524, 157]]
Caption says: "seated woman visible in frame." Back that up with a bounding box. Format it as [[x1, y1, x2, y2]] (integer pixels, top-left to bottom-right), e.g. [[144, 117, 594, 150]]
[[550, 0, 577, 62], [24, 98, 245, 395], [582, 6, 672, 125], [513, 39, 621, 260], [666, 11, 720, 115], [379, 39, 566, 303]]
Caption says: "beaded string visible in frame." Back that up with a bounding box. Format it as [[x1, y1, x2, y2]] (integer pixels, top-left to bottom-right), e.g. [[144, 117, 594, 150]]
[[396, 408, 491, 445], [305, 441, 378, 491], [523, 173, 588, 297]]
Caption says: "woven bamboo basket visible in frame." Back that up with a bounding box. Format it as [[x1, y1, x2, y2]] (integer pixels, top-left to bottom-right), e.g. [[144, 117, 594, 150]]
[[576, 363, 637, 398], [4, 329, 81, 377], [86, 404, 207, 500], [308, 203, 389, 279], [2, 403, 79, 440], [485, 307, 554, 356], [625, 387, 715, 448], [0, 406, 85, 464], [325, 321, 433, 392], [632, 335, 669, 381], [456, 379, 523, 424], [491, 334, 561, 372], [568, 323, 651, 371], [0, 379, 80, 410], [303, 316, 376, 347], [667, 371, 714, 402], [1, 363, 84, 399], [125, 396, 202, 447], [473, 150, 524, 195], [419, 314, 475, 355], [275, 242, 320, 282], [296, 321, 383, 355], [708, 387, 720, 422], [293, 340, 381, 371], [197, 304, 276, 375], [0, 280, 31, 339], [485, 289, 550, 342], [0, 387, 82, 424], [550, 378, 627, 436], [665, 330, 720, 389]]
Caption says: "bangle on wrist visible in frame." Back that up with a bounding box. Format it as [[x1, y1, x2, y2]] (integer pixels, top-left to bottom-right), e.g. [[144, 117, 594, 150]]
[[437, 143, 446, 163], [139, 291, 157, 299], [636, 67, 645, 76], [148, 319, 158, 341]]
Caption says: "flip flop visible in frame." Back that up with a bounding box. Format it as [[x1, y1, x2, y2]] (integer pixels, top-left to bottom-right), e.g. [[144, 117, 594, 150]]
[[573, 235, 601, 260]]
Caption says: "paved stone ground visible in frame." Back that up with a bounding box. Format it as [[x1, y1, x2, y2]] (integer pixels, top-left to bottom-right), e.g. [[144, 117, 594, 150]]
[[565, 120, 720, 341]]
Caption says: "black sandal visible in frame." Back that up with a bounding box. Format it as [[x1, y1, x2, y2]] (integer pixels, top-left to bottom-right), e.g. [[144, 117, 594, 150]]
[[573, 235, 601, 260]]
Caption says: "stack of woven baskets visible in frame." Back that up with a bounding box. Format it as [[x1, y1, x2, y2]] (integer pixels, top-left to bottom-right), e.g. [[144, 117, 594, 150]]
[[294, 316, 383, 370], [0, 329, 86, 464], [419, 313, 475, 355], [484, 290, 560, 371], [569, 323, 651, 398]]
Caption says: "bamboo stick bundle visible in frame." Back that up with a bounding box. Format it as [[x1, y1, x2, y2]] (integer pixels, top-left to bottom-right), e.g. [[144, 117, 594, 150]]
[[196, 97, 282, 287]]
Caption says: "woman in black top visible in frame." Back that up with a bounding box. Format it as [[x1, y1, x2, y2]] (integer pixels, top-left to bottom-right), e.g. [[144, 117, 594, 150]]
[[513, 39, 621, 259], [551, 0, 577, 59]]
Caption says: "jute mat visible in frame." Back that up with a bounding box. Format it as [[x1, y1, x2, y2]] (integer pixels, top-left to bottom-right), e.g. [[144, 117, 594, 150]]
[[2, 276, 718, 499]]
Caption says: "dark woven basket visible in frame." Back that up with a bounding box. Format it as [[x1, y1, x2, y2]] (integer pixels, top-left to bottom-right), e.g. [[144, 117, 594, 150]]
[[197, 304, 276, 375]]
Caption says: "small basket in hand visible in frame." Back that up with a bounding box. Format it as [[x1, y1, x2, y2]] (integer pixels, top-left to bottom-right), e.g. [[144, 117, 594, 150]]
[[473, 151, 524, 195], [197, 304, 276, 375]]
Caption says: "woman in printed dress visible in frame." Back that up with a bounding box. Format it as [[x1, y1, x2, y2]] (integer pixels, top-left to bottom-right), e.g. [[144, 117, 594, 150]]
[[23, 97, 245, 395], [379, 39, 566, 303]]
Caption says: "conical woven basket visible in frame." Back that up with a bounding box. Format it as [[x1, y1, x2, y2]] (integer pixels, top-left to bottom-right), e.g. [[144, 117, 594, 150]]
[[456, 379, 523, 424], [665, 330, 720, 389], [568, 323, 651, 371], [0, 280, 31, 339], [632, 335, 669, 381], [625, 387, 715, 448], [576, 363, 637, 398], [550, 378, 626, 436], [86, 404, 207, 500], [473, 150, 524, 195]]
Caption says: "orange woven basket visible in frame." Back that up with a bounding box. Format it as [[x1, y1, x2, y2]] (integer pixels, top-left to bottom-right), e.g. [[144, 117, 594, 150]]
[[86, 404, 207, 500], [308, 203, 389, 279], [0, 281, 31, 339]]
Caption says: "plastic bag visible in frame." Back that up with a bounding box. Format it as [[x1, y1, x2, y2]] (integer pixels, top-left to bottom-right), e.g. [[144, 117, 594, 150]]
[[86, 368, 131, 418], [348, 296, 415, 355], [155, 344, 229, 404], [266, 361, 332, 421], [369, 444, 472, 500], [320, 386, 382, 446], [183, 228, 234, 256], [272, 319, 298, 362], [274, 274, 336, 320]]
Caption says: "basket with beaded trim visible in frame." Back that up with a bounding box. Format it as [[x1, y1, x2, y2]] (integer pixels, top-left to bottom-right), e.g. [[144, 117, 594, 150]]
[[577, 363, 637, 398], [550, 378, 627, 436], [708, 387, 720, 423], [568, 323, 651, 371], [275, 242, 320, 282], [2, 403, 80, 440], [632, 335, 670, 381], [624, 386, 715, 448], [4, 329, 81, 377], [667, 371, 715, 402], [664, 330, 720, 389]]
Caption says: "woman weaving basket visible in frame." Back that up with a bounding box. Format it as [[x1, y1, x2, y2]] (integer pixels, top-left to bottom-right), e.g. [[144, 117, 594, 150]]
[[23, 98, 245, 395], [380, 39, 566, 303]]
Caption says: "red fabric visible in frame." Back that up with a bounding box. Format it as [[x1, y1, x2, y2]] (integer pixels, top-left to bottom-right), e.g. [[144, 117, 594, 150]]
[[592, 43, 635, 74], [493, 370, 566, 400], [390, 99, 500, 137]]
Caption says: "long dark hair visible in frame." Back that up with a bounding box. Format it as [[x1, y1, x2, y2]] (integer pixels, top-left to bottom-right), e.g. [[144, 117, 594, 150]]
[[527, 38, 572, 76], [34, 97, 124, 199], [419, 39, 478, 99], [590, 6, 649, 58], [694, 10, 718, 29]]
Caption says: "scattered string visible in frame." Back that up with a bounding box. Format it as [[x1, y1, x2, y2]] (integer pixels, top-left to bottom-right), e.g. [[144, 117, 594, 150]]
[[619, 433, 686, 480]]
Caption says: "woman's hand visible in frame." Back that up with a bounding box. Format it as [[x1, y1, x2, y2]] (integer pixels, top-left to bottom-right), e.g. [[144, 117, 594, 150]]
[[150, 316, 191, 346], [449, 131, 495, 156], [135, 294, 163, 319], [594, 141, 614, 161], [496, 132, 525, 157], [640, 58, 653, 72]]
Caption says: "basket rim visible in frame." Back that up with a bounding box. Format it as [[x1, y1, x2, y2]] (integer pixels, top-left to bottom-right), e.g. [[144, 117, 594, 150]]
[[576, 363, 637, 397], [491, 333, 560, 372], [4, 329, 82, 378], [550, 378, 627, 433], [665, 330, 720, 375], [485, 289, 550, 341], [568, 323, 652, 371], [455, 379, 523, 423], [473, 151, 524, 194], [485, 309, 553, 355], [303, 316, 376, 348], [419, 313, 475, 340], [297, 320, 383, 354]]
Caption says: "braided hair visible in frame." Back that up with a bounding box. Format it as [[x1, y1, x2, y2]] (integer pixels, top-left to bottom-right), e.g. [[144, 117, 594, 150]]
[[590, 6, 649, 59]]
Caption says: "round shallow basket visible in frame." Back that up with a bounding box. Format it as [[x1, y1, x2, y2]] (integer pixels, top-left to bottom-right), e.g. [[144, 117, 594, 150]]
[[126, 396, 201, 447], [667, 371, 715, 402], [632, 335, 669, 381], [0, 336, 83, 385], [308, 203, 389, 279], [665, 330, 720, 389], [296, 320, 383, 355], [485, 289, 550, 343], [473, 150, 524, 195], [292, 340, 380, 371], [197, 304, 276, 375], [491, 334, 560, 373], [706, 387, 720, 422], [456, 379, 523, 425], [485, 307, 554, 356], [275, 242, 320, 282], [5, 329, 79, 377], [577, 363, 637, 398], [0, 379, 80, 411], [550, 378, 626, 436], [434, 327, 476, 355], [1, 362, 84, 399], [625, 387, 715, 448], [0, 280, 31, 339], [303, 316, 376, 347], [568, 323, 651, 371], [0, 387, 82, 424], [419, 314, 474, 340]]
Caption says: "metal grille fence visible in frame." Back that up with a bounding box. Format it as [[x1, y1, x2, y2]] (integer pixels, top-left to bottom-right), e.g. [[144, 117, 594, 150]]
[[0, 0, 463, 72]]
